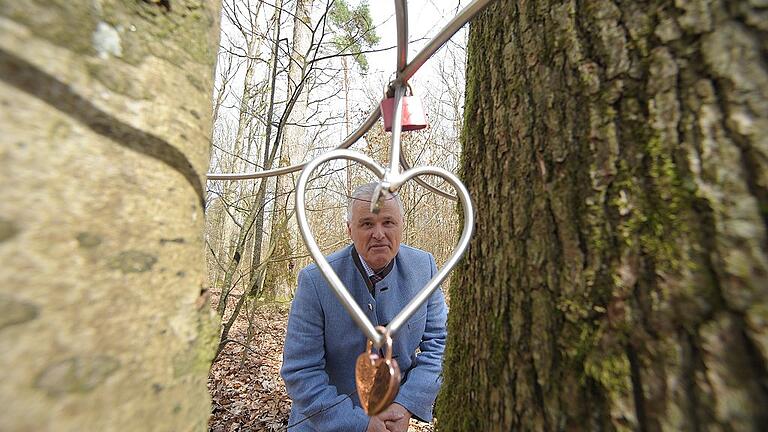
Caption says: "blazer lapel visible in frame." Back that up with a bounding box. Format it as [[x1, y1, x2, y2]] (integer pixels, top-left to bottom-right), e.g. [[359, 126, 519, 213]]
[[339, 246, 377, 325], [373, 258, 401, 328]]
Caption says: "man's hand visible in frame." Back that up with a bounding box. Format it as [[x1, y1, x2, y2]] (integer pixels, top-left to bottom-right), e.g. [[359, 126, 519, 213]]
[[376, 403, 411, 432], [366, 416, 389, 432]]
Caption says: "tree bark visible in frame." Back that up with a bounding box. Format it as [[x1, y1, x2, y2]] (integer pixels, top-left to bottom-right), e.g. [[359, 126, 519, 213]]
[[263, 0, 313, 300], [0, 1, 221, 430], [283, 0, 313, 169], [245, 0, 283, 297], [438, 1, 768, 431], [218, 0, 282, 317]]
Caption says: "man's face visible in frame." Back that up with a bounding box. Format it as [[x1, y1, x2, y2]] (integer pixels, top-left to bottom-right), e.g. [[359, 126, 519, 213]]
[[347, 197, 403, 271]]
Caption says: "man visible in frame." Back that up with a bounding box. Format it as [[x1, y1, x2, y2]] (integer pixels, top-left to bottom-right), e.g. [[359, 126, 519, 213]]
[[281, 182, 448, 431]]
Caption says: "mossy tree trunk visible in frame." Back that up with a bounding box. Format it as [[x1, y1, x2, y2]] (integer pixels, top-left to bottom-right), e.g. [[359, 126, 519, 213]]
[[0, 1, 221, 430], [438, 0, 767, 431]]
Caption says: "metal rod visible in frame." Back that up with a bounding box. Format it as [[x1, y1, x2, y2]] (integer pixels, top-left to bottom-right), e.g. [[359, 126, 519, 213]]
[[386, 84, 406, 180], [400, 152, 458, 201], [207, 106, 380, 180], [397, 0, 494, 84], [394, 0, 408, 72]]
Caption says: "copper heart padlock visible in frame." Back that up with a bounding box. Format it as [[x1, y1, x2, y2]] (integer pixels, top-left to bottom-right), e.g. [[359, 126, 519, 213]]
[[355, 327, 401, 416]]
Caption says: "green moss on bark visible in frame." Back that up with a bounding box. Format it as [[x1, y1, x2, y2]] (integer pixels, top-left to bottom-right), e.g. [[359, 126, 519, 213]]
[[438, 0, 768, 431]]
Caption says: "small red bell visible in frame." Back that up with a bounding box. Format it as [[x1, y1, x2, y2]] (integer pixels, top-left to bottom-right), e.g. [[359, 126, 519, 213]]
[[380, 85, 428, 132]]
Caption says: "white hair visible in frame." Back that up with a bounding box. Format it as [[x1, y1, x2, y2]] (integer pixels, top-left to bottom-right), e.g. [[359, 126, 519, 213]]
[[346, 182, 404, 222]]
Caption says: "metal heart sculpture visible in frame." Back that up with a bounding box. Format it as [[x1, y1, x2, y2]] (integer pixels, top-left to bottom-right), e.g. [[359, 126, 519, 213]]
[[295, 149, 474, 347]]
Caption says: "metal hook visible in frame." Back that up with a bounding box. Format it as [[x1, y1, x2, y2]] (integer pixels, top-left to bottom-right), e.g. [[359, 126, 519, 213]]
[[370, 180, 391, 214]]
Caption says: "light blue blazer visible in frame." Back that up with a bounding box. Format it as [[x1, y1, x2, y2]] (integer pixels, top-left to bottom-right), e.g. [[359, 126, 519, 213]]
[[281, 244, 448, 431]]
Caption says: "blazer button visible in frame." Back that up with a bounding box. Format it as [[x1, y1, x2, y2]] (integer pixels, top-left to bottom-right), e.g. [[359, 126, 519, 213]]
[[367, 303, 373, 311]]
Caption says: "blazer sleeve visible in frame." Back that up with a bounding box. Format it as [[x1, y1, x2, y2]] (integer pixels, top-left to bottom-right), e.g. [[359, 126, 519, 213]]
[[281, 268, 370, 432], [394, 253, 448, 422]]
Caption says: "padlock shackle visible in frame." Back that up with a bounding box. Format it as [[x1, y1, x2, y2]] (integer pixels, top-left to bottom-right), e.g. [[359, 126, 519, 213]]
[[384, 82, 413, 99], [367, 326, 394, 360]]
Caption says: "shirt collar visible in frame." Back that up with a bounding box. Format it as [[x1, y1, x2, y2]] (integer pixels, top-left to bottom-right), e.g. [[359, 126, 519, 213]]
[[350, 246, 395, 280], [359, 256, 377, 277]]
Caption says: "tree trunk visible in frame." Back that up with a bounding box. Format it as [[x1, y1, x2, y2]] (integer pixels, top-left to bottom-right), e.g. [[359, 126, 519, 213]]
[[0, 1, 221, 430], [283, 0, 313, 169], [245, 0, 283, 298], [262, 0, 313, 300], [438, 1, 768, 431]]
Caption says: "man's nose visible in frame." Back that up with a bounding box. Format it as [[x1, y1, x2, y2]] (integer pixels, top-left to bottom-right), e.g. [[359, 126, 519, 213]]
[[372, 225, 385, 239]]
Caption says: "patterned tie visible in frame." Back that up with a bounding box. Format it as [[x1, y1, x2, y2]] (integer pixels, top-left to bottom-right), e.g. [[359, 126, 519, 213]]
[[369, 272, 384, 285]]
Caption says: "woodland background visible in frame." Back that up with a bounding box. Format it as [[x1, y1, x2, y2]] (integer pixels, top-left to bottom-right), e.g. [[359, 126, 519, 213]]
[[204, 1, 464, 430]]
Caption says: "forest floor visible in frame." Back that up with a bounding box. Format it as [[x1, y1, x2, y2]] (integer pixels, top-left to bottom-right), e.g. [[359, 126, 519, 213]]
[[207, 296, 436, 431]]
